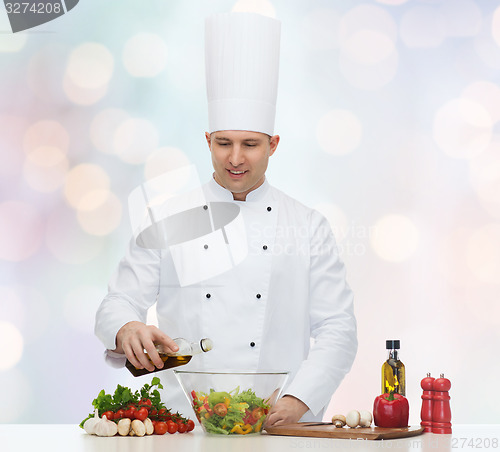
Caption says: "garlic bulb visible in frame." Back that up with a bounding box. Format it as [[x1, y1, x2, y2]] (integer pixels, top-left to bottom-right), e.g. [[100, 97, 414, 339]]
[[83, 409, 100, 435], [94, 415, 118, 437]]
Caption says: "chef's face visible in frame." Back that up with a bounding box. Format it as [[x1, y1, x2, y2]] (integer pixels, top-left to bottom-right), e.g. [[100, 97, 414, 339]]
[[206, 130, 279, 201]]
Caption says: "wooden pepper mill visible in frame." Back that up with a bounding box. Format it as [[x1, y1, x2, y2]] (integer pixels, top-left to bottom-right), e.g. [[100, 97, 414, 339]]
[[432, 373, 452, 434], [420, 373, 435, 433]]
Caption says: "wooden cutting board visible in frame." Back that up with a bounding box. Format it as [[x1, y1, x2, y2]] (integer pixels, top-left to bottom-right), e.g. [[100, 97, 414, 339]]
[[265, 422, 425, 440]]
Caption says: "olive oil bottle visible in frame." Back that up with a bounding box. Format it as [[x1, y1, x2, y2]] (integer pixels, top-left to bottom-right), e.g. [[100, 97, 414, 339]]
[[126, 337, 213, 377], [382, 339, 405, 395]]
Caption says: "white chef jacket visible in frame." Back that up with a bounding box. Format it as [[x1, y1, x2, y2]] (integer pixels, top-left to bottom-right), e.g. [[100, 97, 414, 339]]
[[95, 177, 357, 422]]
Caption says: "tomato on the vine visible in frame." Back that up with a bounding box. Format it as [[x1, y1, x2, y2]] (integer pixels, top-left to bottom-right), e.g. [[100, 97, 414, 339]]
[[140, 398, 152, 409], [102, 411, 114, 420], [154, 421, 168, 435], [186, 419, 195, 432], [115, 409, 125, 420], [177, 422, 187, 433], [167, 420, 178, 434], [125, 405, 137, 419], [134, 407, 148, 421]]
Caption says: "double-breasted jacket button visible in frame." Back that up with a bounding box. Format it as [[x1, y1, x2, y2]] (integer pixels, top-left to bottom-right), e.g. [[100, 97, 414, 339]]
[[256, 294, 261, 299], [206, 293, 211, 299], [263, 245, 268, 250], [267, 206, 272, 212], [250, 342, 256, 347]]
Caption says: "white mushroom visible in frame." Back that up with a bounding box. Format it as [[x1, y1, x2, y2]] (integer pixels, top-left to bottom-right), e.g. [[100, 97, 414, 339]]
[[143, 418, 154, 435], [359, 410, 373, 428], [117, 418, 131, 436], [346, 410, 360, 428], [331, 414, 346, 428], [131, 419, 146, 437]]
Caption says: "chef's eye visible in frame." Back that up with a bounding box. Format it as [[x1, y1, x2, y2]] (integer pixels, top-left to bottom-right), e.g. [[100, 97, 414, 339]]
[[245, 143, 257, 147]]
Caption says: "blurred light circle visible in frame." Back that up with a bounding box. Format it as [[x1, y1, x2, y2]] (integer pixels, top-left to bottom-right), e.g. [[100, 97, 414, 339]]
[[0, 322, 23, 371], [371, 214, 419, 262], [64, 164, 110, 210], [23, 120, 69, 154], [63, 286, 106, 334], [66, 42, 114, 90], [0, 201, 43, 262], [339, 5, 398, 45], [400, 6, 445, 48], [462, 81, 500, 124], [466, 224, 500, 284], [469, 144, 500, 218], [63, 74, 109, 105], [90, 108, 130, 154], [123, 32, 168, 77], [302, 8, 341, 50], [144, 147, 191, 181], [440, 0, 482, 37], [45, 206, 104, 264], [316, 109, 362, 155], [342, 29, 396, 65], [77, 192, 122, 236], [0, 115, 28, 180], [0, 369, 30, 422], [492, 6, 500, 48], [113, 118, 160, 164], [313, 203, 349, 242], [23, 146, 69, 193], [433, 98, 493, 159], [338, 9, 399, 91], [232, 0, 276, 17]]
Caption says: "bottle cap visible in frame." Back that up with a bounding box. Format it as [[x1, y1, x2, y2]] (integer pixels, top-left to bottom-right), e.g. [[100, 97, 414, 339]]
[[386, 340, 400, 349], [200, 338, 213, 352]]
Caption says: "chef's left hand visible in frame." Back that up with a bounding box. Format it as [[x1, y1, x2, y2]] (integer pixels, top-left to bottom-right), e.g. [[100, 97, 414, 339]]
[[264, 395, 309, 427]]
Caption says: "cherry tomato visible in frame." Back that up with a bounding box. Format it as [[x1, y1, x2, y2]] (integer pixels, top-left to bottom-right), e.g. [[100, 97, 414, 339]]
[[115, 409, 125, 420], [167, 420, 178, 434], [251, 407, 265, 420], [140, 398, 152, 409], [177, 422, 187, 433], [102, 411, 114, 420], [186, 419, 195, 432], [158, 408, 167, 420], [134, 407, 148, 421], [125, 405, 137, 419], [150, 409, 157, 417], [213, 403, 228, 417], [154, 421, 168, 435]]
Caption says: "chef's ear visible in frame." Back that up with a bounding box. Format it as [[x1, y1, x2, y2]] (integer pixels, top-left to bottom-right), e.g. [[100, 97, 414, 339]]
[[269, 134, 280, 156], [205, 132, 212, 150]]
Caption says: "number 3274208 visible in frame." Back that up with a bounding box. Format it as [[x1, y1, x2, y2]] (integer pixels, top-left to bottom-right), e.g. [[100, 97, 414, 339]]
[[5, 2, 62, 14]]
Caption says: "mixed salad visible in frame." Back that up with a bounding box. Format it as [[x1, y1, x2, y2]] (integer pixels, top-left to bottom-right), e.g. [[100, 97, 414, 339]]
[[191, 387, 270, 435]]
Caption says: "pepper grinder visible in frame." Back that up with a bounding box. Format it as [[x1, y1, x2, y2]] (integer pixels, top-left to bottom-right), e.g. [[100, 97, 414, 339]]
[[432, 373, 452, 434], [420, 373, 435, 433]]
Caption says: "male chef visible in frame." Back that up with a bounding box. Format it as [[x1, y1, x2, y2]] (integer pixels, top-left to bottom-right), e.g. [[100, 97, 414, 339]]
[[95, 12, 357, 426]]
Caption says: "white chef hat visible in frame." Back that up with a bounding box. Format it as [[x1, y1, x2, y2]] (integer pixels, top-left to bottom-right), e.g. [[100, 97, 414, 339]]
[[205, 12, 281, 136]]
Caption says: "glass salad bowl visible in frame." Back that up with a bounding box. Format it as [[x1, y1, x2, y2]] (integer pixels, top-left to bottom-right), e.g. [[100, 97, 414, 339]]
[[174, 370, 289, 435]]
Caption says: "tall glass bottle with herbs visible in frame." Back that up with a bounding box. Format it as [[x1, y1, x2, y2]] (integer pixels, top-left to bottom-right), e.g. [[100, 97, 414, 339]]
[[382, 339, 405, 395], [126, 337, 213, 377]]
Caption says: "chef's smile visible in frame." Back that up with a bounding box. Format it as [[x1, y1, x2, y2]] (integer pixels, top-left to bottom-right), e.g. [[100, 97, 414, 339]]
[[227, 168, 248, 179]]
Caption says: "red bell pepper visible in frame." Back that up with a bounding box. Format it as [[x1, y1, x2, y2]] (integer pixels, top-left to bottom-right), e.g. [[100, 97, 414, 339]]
[[373, 392, 409, 428]]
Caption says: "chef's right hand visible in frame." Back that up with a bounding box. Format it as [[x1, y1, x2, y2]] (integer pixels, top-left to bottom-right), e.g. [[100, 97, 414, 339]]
[[113, 321, 179, 372]]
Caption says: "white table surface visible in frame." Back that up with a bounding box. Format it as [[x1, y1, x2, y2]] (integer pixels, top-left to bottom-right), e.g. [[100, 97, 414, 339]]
[[0, 424, 498, 452]]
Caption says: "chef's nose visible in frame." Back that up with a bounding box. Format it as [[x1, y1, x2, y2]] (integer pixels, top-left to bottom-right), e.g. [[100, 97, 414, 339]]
[[229, 144, 245, 167]]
